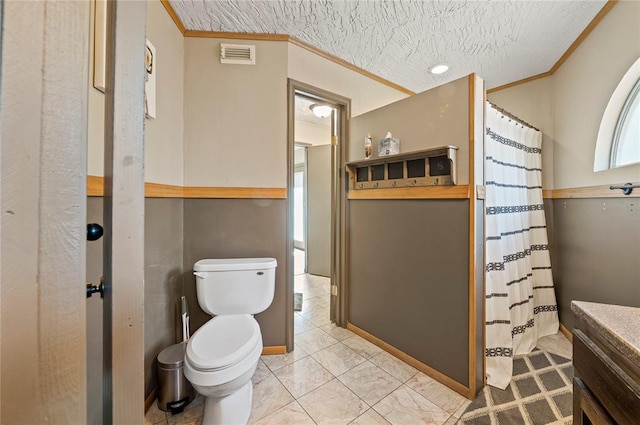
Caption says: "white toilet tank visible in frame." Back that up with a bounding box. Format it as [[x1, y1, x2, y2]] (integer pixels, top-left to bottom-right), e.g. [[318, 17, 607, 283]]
[[193, 258, 277, 315]]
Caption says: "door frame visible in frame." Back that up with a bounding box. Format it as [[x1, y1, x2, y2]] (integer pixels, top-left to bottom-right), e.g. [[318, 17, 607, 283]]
[[293, 145, 308, 254], [102, 1, 146, 422], [286, 79, 351, 351]]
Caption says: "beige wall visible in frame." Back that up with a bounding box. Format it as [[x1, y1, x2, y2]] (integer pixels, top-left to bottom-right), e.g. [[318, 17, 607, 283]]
[[488, 77, 555, 189], [552, 0, 640, 189], [288, 44, 408, 117], [489, 1, 640, 189], [145, 0, 185, 185], [183, 38, 288, 187], [91, 25, 408, 188], [88, 0, 185, 186], [181, 38, 410, 187], [350, 76, 471, 184]]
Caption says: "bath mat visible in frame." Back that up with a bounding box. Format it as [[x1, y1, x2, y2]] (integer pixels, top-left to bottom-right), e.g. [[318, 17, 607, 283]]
[[294, 293, 303, 311], [458, 350, 573, 425]]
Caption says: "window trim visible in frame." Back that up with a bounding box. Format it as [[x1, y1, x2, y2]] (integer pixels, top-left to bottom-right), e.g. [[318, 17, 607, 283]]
[[594, 56, 640, 171], [611, 76, 640, 168]]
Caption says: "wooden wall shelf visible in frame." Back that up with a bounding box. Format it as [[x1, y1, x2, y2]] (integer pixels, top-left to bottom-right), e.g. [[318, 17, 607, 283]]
[[346, 146, 458, 191]]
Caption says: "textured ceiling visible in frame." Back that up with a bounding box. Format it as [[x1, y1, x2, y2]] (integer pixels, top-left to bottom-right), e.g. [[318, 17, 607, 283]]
[[170, 0, 607, 93]]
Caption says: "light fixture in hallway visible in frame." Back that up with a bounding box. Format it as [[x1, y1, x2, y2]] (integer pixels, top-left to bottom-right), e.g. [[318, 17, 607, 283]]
[[309, 104, 332, 118]]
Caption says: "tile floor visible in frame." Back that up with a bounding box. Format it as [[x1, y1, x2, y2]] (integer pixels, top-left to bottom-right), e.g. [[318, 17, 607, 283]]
[[146, 274, 572, 425]]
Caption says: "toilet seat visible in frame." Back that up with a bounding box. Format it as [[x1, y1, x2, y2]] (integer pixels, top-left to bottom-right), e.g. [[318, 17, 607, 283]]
[[184, 315, 263, 391], [187, 315, 261, 371]]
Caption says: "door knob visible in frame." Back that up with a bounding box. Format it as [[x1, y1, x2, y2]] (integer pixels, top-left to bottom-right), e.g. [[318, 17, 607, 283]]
[[86, 277, 104, 298], [87, 223, 103, 241]]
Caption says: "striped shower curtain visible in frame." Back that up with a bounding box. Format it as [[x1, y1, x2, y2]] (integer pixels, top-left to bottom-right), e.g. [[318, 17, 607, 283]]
[[485, 104, 559, 389]]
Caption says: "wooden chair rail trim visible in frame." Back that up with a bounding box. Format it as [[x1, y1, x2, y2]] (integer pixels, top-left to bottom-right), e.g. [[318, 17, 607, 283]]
[[347, 185, 470, 200], [144, 182, 184, 198], [87, 176, 287, 199], [91, 177, 640, 200], [182, 186, 287, 199], [544, 183, 640, 199]]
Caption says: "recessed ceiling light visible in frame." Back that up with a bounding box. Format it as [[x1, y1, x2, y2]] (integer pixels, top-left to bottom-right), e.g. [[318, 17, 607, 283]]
[[429, 64, 449, 75], [310, 104, 333, 118]]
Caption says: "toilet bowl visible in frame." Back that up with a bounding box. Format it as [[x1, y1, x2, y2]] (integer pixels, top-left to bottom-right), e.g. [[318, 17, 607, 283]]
[[184, 258, 277, 425]]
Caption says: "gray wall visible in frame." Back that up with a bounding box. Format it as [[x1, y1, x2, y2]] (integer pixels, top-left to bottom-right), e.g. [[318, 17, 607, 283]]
[[88, 195, 287, 410], [86, 196, 184, 411], [144, 198, 184, 396], [549, 197, 640, 330], [348, 199, 470, 386], [183, 199, 288, 346]]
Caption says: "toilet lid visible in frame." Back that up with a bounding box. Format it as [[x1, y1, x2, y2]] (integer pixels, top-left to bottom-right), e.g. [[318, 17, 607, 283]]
[[186, 315, 261, 371]]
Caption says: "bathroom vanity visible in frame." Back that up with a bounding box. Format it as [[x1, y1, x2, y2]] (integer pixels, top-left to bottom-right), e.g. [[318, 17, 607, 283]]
[[572, 301, 640, 424]]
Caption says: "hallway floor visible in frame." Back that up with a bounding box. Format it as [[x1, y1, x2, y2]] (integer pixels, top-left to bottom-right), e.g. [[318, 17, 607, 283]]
[[145, 275, 572, 425]]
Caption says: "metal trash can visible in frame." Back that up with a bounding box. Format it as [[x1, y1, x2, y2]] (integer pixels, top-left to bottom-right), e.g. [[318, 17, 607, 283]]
[[157, 342, 195, 413]]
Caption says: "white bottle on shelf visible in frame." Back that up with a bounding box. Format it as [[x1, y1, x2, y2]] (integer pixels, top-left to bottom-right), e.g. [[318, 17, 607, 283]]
[[364, 134, 372, 159]]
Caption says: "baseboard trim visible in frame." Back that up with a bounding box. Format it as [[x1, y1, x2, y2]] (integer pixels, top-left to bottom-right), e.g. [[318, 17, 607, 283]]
[[262, 345, 286, 355], [559, 323, 573, 344], [144, 386, 157, 414], [346, 322, 472, 399]]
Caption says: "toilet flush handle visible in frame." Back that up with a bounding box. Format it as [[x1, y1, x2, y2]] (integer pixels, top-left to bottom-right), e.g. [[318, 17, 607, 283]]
[[193, 272, 207, 279]]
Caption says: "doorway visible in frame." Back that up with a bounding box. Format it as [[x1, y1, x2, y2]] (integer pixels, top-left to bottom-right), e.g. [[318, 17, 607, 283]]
[[287, 80, 351, 351], [293, 144, 308, 276]]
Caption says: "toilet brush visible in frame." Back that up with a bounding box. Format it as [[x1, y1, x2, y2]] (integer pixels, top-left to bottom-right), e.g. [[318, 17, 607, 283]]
[[181, 296, 190, 343]]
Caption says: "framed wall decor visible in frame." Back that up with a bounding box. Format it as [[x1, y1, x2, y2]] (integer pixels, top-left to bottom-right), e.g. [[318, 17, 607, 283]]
[[145, 39, 157, 119]]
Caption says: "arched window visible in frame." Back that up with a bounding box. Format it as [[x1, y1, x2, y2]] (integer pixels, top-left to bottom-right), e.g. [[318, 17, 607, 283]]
[[611, 77, 640, 168], [594, 57, 640, 171]]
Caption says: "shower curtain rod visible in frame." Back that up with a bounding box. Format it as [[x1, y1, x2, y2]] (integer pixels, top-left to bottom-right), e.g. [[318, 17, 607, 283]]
[[487, 101, 540, 132]]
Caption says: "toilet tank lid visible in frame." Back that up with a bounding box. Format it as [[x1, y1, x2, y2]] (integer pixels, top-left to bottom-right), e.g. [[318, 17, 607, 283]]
[[194, 258, 277, 272]]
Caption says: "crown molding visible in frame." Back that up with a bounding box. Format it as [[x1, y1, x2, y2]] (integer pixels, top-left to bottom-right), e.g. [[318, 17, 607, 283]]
[[160, 0, 186, 34], [160, 0, 617, 96], [160, 0, 415, 96], [489, 0, 617, 93]]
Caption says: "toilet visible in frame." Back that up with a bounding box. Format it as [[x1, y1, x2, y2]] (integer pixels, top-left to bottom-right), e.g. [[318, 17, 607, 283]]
[[184, 257, 277, 425]]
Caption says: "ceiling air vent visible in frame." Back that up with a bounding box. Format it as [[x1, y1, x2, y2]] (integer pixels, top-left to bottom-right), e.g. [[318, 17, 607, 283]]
[[220, 43, 256, 65]]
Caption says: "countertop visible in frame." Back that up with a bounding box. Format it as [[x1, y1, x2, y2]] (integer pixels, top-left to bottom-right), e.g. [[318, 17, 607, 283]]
[[572, 301, 640, 369]]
